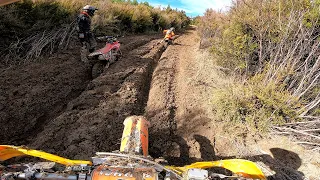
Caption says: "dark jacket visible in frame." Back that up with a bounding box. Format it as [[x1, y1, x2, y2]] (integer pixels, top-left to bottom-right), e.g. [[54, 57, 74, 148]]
[[77, 12, 91, 33]]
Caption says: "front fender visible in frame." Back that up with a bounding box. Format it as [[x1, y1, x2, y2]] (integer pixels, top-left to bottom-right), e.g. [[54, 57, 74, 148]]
[[88, 51, 102, 57]]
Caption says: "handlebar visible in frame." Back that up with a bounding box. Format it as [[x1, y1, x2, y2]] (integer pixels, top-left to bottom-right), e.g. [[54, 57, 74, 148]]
[[2, 172, 90, 180], [97, 36, 117, 41], [0, 152, 182, 180], [1, 172, 237, 180], [18, 173, 81, 180], [1, 151, 261, 180]]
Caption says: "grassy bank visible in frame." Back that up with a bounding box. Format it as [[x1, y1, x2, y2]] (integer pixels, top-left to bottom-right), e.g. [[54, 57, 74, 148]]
[[0, 0, 190, 64]]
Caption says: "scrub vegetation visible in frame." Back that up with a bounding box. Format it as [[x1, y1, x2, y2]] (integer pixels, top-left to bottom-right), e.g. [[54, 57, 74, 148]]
[[196, 0, 320, 133], [0, 0, 189, 64]]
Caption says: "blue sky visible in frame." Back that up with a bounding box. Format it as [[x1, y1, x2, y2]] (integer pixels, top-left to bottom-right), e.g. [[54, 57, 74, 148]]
[[137, 0, 233, 17]]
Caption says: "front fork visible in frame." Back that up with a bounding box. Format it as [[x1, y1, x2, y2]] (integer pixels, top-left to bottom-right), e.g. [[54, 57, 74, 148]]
[[80, 42, 89, 63], [116, 49, 123, 60], [120, 116, 150, 157]]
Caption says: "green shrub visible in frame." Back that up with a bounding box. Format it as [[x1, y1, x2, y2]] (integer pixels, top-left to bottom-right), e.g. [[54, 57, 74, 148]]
[[212, 77, 301, 133], [197, 0, 320, 129]]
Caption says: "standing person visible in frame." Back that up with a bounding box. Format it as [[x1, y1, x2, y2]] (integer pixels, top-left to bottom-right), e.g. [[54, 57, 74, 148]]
[[77, 5, 98, 62]]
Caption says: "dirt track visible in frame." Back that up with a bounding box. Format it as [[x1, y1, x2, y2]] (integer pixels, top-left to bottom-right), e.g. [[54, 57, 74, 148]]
[[0, 28, 219, 162], [145, 29, 214, 164], [146, 29, 320, 179], [0, 34, 162, 155], [1, 28, 320, 179]]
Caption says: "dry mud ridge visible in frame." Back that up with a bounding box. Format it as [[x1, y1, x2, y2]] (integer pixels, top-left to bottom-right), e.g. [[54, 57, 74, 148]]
[[1, 28, 320, 179]]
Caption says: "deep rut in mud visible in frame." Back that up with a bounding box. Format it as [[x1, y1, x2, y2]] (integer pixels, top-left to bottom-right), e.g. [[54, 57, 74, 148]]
[[145, 50, 179, 159], [27, 37, 167, 159], [144, 31, 201, 165], [0, 30, 188, 161], [0, 34, 163, 155]]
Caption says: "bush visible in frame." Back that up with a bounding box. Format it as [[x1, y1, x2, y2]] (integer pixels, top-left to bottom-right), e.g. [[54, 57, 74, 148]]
[[0, 0, 190, 64], [212, 76, 301, 133], [55, 0, 189, 33], [197, 0, 320, 129], [0, 0, 71, 50]]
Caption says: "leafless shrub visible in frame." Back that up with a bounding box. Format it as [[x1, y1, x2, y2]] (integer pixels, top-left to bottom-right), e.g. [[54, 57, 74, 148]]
[[3, 22, 76, 65]]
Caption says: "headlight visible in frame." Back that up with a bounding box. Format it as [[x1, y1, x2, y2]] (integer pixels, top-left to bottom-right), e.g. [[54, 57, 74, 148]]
[[98, 55, 105, 60]]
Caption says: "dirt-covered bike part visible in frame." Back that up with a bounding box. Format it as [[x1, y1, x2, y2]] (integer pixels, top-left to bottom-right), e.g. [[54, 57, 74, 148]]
[[80, 42, 89, 63], [163, 39, 173, 50], [115, 49, 123, 61], [91, 61, 109, 78]]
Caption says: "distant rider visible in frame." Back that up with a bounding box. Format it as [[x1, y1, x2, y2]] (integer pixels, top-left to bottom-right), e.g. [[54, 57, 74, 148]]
[[163, 27, 175, 41], [77, 5, 98, 62]]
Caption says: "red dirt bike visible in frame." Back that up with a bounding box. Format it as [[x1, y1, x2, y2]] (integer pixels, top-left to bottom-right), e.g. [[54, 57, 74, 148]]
[[0, 116, 266, 180], [88, 36, 122, 78]]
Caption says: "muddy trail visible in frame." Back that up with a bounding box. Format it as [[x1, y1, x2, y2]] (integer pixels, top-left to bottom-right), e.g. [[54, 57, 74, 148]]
[[0, 34, 161, 149], [145, 29, 216, 164], [1, 27, 320, 179], [145, 29, 320, 179]]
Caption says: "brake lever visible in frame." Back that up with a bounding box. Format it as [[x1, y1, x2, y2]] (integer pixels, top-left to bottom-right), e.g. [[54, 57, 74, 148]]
[[4, 164, 28, 172]]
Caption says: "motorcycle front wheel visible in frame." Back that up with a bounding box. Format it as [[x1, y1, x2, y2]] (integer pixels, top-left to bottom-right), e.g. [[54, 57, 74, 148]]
[[92, 61, 110, 78], [115, 49, 123, 61]]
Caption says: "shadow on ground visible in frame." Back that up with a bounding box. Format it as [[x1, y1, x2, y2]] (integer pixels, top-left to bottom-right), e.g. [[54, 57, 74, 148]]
[[165, 134, 304, 179], [148, 107, 304, 180]]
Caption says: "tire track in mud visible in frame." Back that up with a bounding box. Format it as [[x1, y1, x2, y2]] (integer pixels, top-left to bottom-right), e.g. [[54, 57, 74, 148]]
[[0, 34, 160, 146], [145, 52, 179, 158], [144, 28, 320, 180], [29, 37, 166, 159], [145, 28, 214, 165]]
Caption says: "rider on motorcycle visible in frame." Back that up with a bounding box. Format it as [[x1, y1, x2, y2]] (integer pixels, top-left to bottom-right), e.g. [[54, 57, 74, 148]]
[[77, 5, 98, 54], [163, 27, 175, 41]]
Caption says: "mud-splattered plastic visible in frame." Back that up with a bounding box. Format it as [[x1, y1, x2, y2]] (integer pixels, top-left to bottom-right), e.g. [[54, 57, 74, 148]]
[[120, 116, 150, 157]]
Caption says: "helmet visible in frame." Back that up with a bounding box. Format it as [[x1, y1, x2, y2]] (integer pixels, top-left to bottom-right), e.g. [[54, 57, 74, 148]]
[[170, 27, 175, 31], [82, 5, 98, 16]]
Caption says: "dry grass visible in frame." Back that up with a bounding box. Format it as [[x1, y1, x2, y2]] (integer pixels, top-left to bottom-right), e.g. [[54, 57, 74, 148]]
[[0, 0, 190, 65], [194, 0, 320, 137], [190, 48, 301, 137]]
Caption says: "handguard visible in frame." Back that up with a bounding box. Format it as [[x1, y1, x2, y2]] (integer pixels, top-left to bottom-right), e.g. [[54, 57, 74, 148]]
[[166, 159, 266, 180], [0, 145, 92, 166]]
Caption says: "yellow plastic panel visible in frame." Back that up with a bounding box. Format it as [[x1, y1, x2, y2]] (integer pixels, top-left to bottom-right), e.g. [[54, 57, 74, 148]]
[[0, 145, 92, 166], [166, 159, 266, 179]]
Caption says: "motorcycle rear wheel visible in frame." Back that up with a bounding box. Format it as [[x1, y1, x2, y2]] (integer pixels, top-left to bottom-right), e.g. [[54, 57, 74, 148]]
[[163, 43, 169, 50]]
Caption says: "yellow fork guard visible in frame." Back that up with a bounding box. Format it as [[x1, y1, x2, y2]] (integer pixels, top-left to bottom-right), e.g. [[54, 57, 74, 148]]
[[0, 145, 92, 166], [166, 159, 266, 180]]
